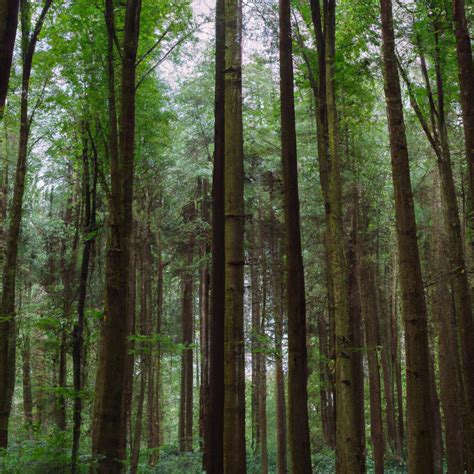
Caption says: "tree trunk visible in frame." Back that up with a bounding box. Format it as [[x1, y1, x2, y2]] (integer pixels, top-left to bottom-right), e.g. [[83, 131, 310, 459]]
[[347, 183, 365, 469], [259, 225, 268, 474], [0, 0, 52, 448], [131, 363, 146, 473], [325, 2, 362, 470], [250, 216, 261, 454], [380, 285, 397, 453], [198, 179, 210, 458], [279, 0, 312, 471], [92, 0, 141, 469], [131, 227, 151, 472], [429, 177, 464, 473], [179, 202, 195, 453], [124, 223, 137, 454], [306, 1, 336, 450], [71, 124, 97, 473], [428, 351, 443, 473], [0, 124, 8, 269], [379, 0, 434, 469], [0, 0, 20, 118], [223, 0, 246, 466], [152, 232, 164, 460], [205, 0, 225, 468], [390, 257, 404, 457], [452, 0, 474, 247], [359, 250, 384, 474], [143, 219, 156, 465], [274, 247, 288, 474]]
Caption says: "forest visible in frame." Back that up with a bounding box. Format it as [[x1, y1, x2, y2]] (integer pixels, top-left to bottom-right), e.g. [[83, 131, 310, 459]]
[[0, 0, 473, 472]]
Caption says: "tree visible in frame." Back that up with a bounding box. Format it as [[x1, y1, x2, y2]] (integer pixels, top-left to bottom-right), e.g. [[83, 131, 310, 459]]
[[452, 0, 474, 243], [91, 0, 142, 469], [379, 0, 434, 470], [0, 0, 20, 118], [222, 0, 246, 468], [204, 0, 225, 469], [71, 123, 98, 472], [279, 0, 311, 471]]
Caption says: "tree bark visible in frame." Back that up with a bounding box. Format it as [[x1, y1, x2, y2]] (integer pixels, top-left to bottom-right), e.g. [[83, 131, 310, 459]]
[[452, 0, 474, 247], [347, 183, 365, 469], [379, 0, 434, 470], [0, 0, 20, 118], [273, 228, 288, 474], [259, 225, 268, 474], [131, 241, 149, 473], [198, 178, 210, 457], [179, 202, 195, 453], [92, 0, 141, 469], [222, 0, 246, 467], [204, 0, 225, 469], [250, 216, 261, 454], [269, 179, 288, 474], [359, 250, 385, 474], [279, 0, 312, 471]]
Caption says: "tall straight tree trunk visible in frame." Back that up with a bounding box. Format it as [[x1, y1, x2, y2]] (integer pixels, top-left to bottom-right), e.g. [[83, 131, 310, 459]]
[[390, 255, 404, 457], [428, 351, 443, 473], [380, 289, 397, 453], [268, 178, 287, 474], [250, 216, 261, 454], [0, 125, 8, 270], [143, 218, 156, 465], [92, 0, 141, 469], [452, 0, 474, 244], [379, 0, 434, 470], [279, 0, 311, 471], [198, 179, 210, 455], [0, 0, 20, 118], [306, 2, 336, 449], [124, 224, 137, 454], [273, 229, 288, 474], [223, 0, 246, 467], [380, 248, 400, 454], [153, 233, 164, 454], [179, 202, 195, 453], [431, 220, 464, 471], [0, 0, 52, 448], [205, 0, 225, 469], [130, 368, 146, 474], [325, 2, 362, 470], [259, 228, 268, 474], [130, 281, 145, 473], [131, 242, 149, 473], [71, 124, 97, 473], [359, 246, 384, 474], [347, 183, 365, 469]]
